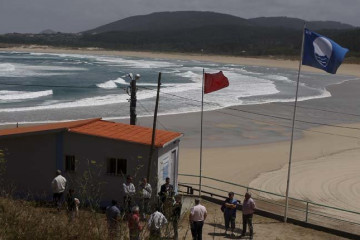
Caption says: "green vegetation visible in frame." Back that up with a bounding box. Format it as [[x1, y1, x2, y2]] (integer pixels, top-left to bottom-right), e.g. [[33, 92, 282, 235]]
[[0, 11, 359, 61]]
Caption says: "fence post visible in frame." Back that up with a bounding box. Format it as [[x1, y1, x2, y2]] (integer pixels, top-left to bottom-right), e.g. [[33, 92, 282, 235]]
[[305, 202, 309, 222]]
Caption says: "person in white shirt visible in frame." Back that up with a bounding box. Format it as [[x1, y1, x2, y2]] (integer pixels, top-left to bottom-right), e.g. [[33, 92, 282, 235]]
[[189, 198, 207, 240], [139, 177, 152, 219], [51, 169, 67, 211], [148, 206, 168, 240], [123, 175, 136, 213]]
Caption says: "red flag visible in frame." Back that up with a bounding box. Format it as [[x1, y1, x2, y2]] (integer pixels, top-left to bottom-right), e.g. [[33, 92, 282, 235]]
[[204, 71, 229, 94]]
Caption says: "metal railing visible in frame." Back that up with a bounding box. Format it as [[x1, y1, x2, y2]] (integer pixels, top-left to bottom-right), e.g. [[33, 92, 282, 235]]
[[178, 173, 360, 235]]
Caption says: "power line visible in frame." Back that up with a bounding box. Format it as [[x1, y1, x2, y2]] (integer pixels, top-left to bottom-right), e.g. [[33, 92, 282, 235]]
[[137, 100, 169, 131], [155, 89, 360, 140], [279, 102, 360, 118], [2, 81, 360, 134], [138, 86, 360, 132], [2, 80, 358, 120]]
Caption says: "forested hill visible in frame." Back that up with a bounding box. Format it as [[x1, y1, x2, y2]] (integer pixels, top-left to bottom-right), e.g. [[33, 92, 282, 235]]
[[84, 11, 355, 34], [1, 11, 359, 59]]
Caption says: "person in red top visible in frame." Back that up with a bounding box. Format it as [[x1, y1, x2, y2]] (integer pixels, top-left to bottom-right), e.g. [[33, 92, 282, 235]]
[[128, 206, 143, 240]]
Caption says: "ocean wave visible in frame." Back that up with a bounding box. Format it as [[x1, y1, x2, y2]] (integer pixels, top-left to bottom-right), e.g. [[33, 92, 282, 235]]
[[0, 90, 53, 101], [0, 62, 86, 77], [241, 88, 331, 105], [0, 93, 128, 112], [29, 52, 183, 69], [96, 78, 126, 89], [95, 57, 183, 69], [0, 63, 16, 72], [96, 77, 176, 89], [266, 74, 293, 83], [175, 70, 202, 82]]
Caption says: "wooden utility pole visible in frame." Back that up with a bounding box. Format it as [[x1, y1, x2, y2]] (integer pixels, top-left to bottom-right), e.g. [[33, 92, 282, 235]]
[[147, 72, 162, 181], [130, 77, 137, 125]]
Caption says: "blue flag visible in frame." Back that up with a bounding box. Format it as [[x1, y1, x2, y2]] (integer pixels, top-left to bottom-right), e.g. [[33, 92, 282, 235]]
[[302, 28, 349, 74]]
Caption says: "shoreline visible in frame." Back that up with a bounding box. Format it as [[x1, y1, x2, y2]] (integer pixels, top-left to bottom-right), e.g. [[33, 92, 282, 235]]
[[1, 47, 360, 214], [1, 46, 360, 77]]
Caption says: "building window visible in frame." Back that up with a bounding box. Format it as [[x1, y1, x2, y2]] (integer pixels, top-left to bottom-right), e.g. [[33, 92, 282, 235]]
[[107, 158, 127, 175], [65, 155, 75, 172]]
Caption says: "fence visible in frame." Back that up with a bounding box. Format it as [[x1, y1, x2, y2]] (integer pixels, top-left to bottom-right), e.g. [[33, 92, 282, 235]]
[[178, 173, 360, 236]]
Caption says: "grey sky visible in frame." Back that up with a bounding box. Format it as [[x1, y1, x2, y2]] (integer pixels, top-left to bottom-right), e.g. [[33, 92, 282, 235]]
[[1, 0, 359, 34]]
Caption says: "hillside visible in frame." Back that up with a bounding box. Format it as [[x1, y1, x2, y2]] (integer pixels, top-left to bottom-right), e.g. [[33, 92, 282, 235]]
[[84, 11, 251, 34], [84, 11, 355, 34], [0, 11, 359, 59], [249, 17, 354, 30]]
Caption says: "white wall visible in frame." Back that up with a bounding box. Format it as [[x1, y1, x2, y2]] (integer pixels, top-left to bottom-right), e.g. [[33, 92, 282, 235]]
[[157, 146, 179, 192]]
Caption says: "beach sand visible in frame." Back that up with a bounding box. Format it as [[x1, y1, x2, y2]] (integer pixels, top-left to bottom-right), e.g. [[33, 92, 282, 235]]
[[2, 46, 360, 233]]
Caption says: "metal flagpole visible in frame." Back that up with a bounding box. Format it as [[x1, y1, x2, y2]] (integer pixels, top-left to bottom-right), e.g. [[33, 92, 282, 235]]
[[284, 23, 306, 222], [199, 68, 205, 197]]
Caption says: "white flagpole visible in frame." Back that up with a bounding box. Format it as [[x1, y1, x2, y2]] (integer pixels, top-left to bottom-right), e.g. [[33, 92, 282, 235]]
[[199, 68, 205, 197], [284, 23, 306, 222]]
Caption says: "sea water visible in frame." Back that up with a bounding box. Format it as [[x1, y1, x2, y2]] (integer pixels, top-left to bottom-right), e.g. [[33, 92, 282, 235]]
[[0, 51, 354, 125]]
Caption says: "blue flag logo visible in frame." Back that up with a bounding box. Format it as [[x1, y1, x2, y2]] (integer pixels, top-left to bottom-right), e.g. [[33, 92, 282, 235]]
[[302, 28, 349, 74]]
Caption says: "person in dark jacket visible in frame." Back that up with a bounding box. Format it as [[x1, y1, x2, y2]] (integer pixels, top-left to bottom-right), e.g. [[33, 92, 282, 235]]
[[172, 195, 182, 240]]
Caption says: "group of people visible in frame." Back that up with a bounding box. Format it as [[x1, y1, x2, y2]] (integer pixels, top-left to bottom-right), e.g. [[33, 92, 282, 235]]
[[188, 192, 255, 240], [51, 170, 80, 221], [52, 170, 256, 239], [107, 175, 182, 240], [222, 191, 256, 239]]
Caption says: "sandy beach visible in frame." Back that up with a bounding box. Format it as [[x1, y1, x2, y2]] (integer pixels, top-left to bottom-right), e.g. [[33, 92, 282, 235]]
[[2, 46, 360, 229]]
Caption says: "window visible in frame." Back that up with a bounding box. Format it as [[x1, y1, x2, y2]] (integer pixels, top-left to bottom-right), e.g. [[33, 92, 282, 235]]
[[65, 155, 75, 172], [107, 158, 127, 175]]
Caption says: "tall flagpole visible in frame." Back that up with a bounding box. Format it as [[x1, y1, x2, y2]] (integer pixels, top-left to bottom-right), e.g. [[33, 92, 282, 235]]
[[284, 23, 306, 222], [199, 68, 205, 197]]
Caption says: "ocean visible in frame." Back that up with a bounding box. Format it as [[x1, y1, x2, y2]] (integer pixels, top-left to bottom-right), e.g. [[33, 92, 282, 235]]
[[0, 51, 354, 125]]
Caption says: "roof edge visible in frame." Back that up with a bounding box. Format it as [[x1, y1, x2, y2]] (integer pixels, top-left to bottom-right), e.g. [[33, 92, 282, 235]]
[[68, 118, 102, 129], [162, 134, 183, 148]]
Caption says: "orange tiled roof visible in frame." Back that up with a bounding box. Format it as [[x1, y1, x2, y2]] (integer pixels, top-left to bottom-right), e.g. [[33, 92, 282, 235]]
[[0, 118, 182, 147], [0, 118, 101, 137], [69, 120, 182, 147]]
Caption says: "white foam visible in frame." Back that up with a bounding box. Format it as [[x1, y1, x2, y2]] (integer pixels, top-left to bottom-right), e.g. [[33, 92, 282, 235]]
[[0, 62, 86, 77], [0, 90, 53, 101], [266, 75, 293, 83], [241, 89, 331, 105], [96, 77, 127, 89], [96, 80, 118, 89], [29, 52, 183, 69], [96, 77, 177, 89], [94, 56, 183, 69], [0, 63, 15, 72], [175, 70, 202, 82]]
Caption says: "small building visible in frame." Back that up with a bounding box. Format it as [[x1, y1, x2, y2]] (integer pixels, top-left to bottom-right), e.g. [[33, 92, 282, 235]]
[[0, 118, 182, 205]]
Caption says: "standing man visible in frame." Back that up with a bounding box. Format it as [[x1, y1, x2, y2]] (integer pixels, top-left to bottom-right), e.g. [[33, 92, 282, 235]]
[[51, 169, 67, 211], [106, 200, 121, 239], [172, 195, 182, 240], [189, 198, 207, 240], [159, 177, 174, 203], [139, 177, 152, 219], [222, 192, 238, 236], [148, 206, 168, 240], [123, 175, 136, 213], [128, 206, 143, 240], [240, 192, 256, 239]]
